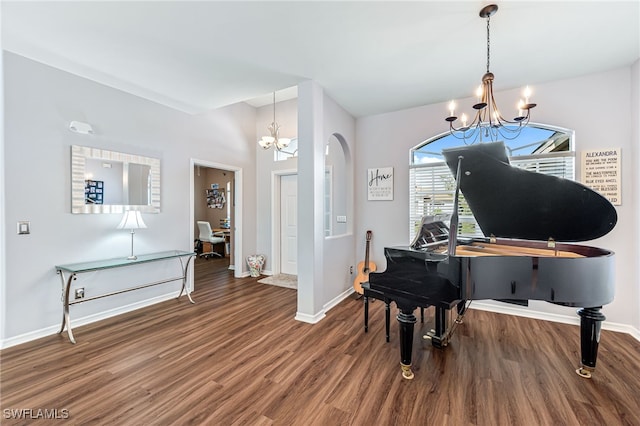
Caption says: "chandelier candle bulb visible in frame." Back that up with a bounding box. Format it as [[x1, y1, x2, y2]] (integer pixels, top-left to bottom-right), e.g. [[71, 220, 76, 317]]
[[517, 100, 525, 118], [476, 85, 483, 101], [523, 86, 532, 104]]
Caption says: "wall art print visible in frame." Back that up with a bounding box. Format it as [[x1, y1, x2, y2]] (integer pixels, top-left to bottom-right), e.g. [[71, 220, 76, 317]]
[[85, 180, 104, 204], [367, 167, 393, 201]]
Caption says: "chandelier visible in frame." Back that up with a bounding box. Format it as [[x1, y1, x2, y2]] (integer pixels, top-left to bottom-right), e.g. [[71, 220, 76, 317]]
[[445, 4, 536, 142], [258, 92, 291, 150]]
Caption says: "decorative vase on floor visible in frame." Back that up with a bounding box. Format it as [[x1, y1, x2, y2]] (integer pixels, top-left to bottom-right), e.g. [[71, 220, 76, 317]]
[[247, 254, 265, 277]]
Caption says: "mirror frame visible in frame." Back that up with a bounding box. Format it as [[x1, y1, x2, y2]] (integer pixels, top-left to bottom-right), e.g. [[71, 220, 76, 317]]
[[71, 145, 161, 214]]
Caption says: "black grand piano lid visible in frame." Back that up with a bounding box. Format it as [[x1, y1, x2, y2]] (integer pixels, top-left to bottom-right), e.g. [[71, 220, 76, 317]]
[[442, 141, 617, 242]]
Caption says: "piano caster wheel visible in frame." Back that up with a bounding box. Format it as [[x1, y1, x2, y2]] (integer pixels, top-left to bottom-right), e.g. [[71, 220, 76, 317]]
[[576, 366, 593, 379], [400, 363, 414, 380]]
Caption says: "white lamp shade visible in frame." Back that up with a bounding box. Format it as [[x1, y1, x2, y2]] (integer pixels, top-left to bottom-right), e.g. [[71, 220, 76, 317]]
[[259, 136, 274, 149], [117, 211, 147, 230], [276, 138, 291, 149]]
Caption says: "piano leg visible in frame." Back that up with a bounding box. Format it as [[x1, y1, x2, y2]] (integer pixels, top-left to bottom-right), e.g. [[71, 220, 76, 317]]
[[430, 307, 449, 349], [363, 295, 391, 343], [364, 295, 369, 333], [576, 306, 606, 379], [385, 300, 390, 343], [397, 308, 417, 380], [457, 300, 467, 317]]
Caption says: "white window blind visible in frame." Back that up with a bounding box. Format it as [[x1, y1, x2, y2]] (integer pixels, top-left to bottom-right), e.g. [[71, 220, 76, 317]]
[[409, 152, 575, 241]]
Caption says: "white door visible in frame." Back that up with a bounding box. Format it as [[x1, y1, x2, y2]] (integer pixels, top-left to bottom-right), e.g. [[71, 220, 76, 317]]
[[280, 174, 298, 275]]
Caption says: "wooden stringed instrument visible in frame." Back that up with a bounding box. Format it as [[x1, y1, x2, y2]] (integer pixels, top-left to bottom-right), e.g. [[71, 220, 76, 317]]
[[354, 230, 377, 295]]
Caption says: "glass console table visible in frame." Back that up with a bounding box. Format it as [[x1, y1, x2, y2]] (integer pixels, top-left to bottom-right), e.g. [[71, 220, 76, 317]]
[[55, 250, 195, 344]]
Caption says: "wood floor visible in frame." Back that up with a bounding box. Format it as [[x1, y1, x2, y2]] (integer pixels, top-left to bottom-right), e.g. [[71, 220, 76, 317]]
[[1, 256, 639, 425]]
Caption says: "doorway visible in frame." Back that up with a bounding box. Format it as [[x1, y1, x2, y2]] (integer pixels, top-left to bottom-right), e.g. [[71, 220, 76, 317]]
[[271, 170, 298, 278], [190, 159, 243, 288], [280, 174, 298, 275]]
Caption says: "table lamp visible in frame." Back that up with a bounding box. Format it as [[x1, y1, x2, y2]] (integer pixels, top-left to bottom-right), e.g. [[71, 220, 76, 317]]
[[117, 210, 147, 260]]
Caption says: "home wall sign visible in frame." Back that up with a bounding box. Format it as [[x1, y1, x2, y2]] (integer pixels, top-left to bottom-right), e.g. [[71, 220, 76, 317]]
[[581, 148, 621, 205], [368, 167, 394, 201]]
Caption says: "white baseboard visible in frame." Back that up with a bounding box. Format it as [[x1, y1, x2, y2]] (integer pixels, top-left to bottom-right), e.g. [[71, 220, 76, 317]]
[[0, 291, 182, 349], [324, 287, 355, 312], [294, 287, 354, 325], [295, 310, 326, 324], [469, 301, 640, 341]]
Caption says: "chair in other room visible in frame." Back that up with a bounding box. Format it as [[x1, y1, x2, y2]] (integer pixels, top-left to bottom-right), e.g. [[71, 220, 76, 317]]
[[197, 221, 226, 258]]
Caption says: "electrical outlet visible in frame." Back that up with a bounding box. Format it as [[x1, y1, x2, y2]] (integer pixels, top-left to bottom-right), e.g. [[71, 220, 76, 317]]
[[75, 288, 85, 299], [17, 221, 30, 235], [350, 265, 353, 274]]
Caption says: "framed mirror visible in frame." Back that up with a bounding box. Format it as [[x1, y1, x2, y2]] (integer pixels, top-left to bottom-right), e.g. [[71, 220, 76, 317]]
[[71, 145, 161, 214]]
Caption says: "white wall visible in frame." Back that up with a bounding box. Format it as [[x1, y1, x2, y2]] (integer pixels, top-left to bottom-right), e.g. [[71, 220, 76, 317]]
[[356, 66, 639, 336], [294, 81, 357, 322], [632, 58, 640, 335], [0, 16, 6, 345], [321, 91, 356, 309], [1, 52, 257, 347]]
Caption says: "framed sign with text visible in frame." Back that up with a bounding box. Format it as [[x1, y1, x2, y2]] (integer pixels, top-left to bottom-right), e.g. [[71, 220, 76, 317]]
[[368, 167, 394, 200], [581, 148, 621, 206]]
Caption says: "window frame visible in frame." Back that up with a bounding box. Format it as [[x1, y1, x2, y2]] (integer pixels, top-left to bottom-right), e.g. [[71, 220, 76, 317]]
[[409, 124, 575, 241]]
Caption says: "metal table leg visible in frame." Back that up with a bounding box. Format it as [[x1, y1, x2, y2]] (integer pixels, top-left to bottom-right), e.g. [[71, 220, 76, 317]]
[[177, 255, 195, 304], [58, 271, 76, 344]]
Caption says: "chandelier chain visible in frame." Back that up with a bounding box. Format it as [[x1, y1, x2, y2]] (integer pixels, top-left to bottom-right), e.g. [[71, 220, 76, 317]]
[[486, 14, 491, 73]]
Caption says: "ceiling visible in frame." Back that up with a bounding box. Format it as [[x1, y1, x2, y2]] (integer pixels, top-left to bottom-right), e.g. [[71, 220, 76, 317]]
[[2, 1, 639, 117]]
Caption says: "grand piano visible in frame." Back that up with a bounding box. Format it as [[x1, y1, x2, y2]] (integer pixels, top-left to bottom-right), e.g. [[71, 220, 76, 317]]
[[368, 141, 617, 380]]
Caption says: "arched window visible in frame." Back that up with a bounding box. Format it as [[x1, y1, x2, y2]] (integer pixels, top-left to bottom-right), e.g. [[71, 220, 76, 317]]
[[409, 124, 574, 240]]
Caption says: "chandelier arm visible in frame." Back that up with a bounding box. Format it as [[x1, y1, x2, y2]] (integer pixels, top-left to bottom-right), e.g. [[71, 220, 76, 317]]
[[495, 123, 529, 140], [447, 123, 482, 143], [486, 82, 503, 126], [272, 92, 281, 151], [449, 104, 486, 133], [448, 114, 483, 137], [485, 79, 533, 127]]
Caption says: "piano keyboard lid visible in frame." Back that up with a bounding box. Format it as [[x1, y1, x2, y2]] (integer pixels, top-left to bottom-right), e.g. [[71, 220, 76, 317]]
[[442, 142, 618, 243]]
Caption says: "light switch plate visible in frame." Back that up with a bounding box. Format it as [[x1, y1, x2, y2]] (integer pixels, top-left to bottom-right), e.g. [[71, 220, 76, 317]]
[[336, 215, 347, 223], [17, 221, 30, 235]]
